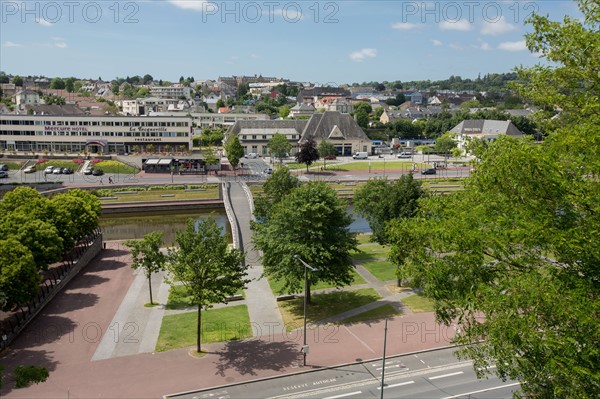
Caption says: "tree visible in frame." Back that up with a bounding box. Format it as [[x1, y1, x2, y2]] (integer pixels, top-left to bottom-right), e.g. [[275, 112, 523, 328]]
[[434, 133, 457, 157], [267, 133, 292, 164], [279, 104, 290, 119], [12, 76, 23, 87], [354, 102, 372, 115], [318, 140, 337, 170], [125, 231, 165, 305], [65, 78, 75, 93], [296, 138, 319, 172], [253, 167, 299, 220], [0, 239, 40, 309], [355, 110, 369, 129], [387, 3, 600, 396], [42, 94, 66, 105], [354, 174, 426, 245], [225, 136, 244, 169], [166, 217, 246, 353], [49, 77, 65, 90], [142, 74, 153, 84], [253, 182, 358, 303], [216, 98, 225, 108], [202, 146, 219, 165]]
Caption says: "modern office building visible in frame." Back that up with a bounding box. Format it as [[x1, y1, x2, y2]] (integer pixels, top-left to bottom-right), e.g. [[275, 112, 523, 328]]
[[0, 114, 193, 154]]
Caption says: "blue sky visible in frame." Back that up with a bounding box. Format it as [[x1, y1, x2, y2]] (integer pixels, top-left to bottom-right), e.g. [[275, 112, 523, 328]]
[[0, 1, 582, 84]]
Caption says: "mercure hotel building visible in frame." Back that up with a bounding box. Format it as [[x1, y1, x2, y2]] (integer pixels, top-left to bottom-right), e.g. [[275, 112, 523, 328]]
[[0, 114, 193, 154]]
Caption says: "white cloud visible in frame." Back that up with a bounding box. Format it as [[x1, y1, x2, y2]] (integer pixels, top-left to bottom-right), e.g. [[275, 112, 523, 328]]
[[250, 54, 259, 59], [4, 41, 22, 47], [272, 8, 303, 21], [349, 48, 377, 62], [391, 22, 422, 31], [474, 39, 491, 51], [439, 19, 472, 31], [168, 0, 207, 11], [50, 36, 65, 41], [36, 18, 53, 27], [54, 42, 68, 48], [431, 39, 443, 46], [480, 17, 518, 36], [449, 43, 464, 50], [498, 40, 527, 51]]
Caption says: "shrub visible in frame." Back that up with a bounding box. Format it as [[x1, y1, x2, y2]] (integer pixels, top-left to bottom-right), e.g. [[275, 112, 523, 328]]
[[13, 365, 49, 388]]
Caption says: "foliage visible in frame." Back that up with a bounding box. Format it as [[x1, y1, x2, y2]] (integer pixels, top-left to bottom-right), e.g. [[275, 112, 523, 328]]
[[125, 231, 166, 305], [318, 140, 337, 169], [434, 133, 457, 154], [166, 217, 247, 352], [0, 239, 40, 309], [225, 136, 244, 169], [42, 94, 66, 105], [252, 182, 358, 303], [354, 110, 369, 129], [199, 128, 224, 146], [279, 104, 291, 119], [49, 77, 65, 89], [354, 102, 372, 115], [354, 174, 426, 245], [13, 365, 49, 388], [295, 138, 319, 172], [267, 133, 292, 163], [202, 146, 219, 165], [253, 167, 299, 220]]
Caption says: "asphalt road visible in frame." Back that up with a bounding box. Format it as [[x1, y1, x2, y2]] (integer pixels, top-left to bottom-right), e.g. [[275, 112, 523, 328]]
[[165, 347, 519, 399]]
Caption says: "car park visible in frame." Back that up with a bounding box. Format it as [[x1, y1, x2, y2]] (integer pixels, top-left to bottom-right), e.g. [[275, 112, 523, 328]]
[[63, 167, 73, 174], [397, 152, 412, 158], [0, 164, 8, 171], [83, 166, 94, 175], [245, 153, 258, 159], [0, 171, 8, 178], [44, 166, 55, 174], [53, 167, 63, 174], [421, 168, 436, 175], [92, 168, 104, 176], [23, 165, 36, 173]]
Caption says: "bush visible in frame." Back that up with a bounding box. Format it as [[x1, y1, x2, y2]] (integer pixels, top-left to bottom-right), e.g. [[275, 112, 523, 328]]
[[13, 365, 49, 388]]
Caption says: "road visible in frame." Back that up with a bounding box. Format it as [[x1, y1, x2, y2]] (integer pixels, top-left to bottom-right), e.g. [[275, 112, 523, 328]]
[[165, 347, 519, 399]]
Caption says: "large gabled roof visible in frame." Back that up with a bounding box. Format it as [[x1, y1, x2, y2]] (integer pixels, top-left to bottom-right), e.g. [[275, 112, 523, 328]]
[[300, 111, 369, 142]]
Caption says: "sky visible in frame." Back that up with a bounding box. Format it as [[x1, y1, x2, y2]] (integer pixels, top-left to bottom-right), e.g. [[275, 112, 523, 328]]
[[0, 0, 583, 84]]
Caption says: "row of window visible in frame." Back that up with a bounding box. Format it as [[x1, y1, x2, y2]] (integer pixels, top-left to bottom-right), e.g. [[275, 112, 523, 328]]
[[1, 130, 188, 137], [0, 119, 190, 127], [241, 135, 299, 140]]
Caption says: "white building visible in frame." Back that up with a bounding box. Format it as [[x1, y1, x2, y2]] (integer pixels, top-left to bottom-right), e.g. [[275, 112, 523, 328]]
[[0, 114, 192, 154], [449, 119, 524, 150], [149, 85, 192, 100]]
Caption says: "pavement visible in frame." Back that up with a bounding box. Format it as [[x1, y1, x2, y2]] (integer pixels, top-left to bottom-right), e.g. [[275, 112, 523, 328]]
[[0, 159, 460, 398]]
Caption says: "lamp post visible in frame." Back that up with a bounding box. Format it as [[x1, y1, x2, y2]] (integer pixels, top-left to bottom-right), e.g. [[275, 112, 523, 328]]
[[294, 254, 318, 366]]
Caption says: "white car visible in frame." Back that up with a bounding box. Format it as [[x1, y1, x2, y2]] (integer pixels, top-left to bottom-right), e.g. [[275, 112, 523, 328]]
[[245, 153, 258, 159], [397, 152, 412, 158], [44, 166, 55, 174], [23, 165, 36, 173]]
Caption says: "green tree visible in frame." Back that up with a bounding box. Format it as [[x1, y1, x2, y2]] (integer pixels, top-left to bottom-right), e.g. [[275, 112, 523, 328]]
[[253, 167, 300, 220], [0, 239, 40, 309], [225, 136, 244, 169], [166, 217, 246, 353], [295, 138, 319, 172], [65, 78, 75, 93], [354, 174, 426, 245], [125, 231, 166, 305], [143, 74, 153, 84], [202, 146, 219, 165], [434, 133, 457, 158], [267, 133, 292, 164], [216, 98, 225, 108], [354, 102, 372, 115], [12, 76, 23, 87], [252, 182, 358, 303], [42, 94, 66, 105], [49, 77, 65, 89], [318, 140, 337, 170], [355, 110, 369, 129], [279, 104, 291, 119]]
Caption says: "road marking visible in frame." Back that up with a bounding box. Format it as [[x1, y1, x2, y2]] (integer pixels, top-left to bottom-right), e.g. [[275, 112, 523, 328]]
[[376, 381, 415, 390], [322, 391, 363, 399], [441, 382, 520, 398], [343, 325, 375, 354], [429, 371, 464, 380]]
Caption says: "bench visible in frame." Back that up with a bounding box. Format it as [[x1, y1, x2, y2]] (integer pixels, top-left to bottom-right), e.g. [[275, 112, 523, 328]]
[[160, 194, 176, 198], [276, 294, 297, 302]]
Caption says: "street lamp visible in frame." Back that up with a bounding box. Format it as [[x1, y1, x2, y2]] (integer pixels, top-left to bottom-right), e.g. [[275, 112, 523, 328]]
[[294, 254, 318, 367]]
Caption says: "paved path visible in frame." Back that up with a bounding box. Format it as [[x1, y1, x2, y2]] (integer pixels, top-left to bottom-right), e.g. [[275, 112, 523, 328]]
[[225, 182, 284, 336]]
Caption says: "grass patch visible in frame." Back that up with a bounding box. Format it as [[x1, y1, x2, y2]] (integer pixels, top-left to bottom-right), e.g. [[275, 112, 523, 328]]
[[94, 160, 139, 174], [269, 269, 366, 296], [166, 285, 244, 310], [339, 304, 400, 324], [156, 305, 251, 352], [361, 260, 397, 282], [330, 161, 430, 172], [351, 243, 390, 261], [144, 302, 159, 308], [95, 187, 219, 202], [38, 160, 80, 170], [279, 288, 381, 330], [401, 293, 436, 313], [1, 161, 24, 170]]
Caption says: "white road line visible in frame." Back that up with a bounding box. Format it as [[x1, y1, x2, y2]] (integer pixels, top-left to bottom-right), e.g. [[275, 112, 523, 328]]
[[375, 364, 402, 371], [343, 325, 375, 354], [420, 359, 426, 364], [441, 382, 520, 399], [428, 371, 464, 380], [322, 391, 363, 399], [377, 381, 415, 390]]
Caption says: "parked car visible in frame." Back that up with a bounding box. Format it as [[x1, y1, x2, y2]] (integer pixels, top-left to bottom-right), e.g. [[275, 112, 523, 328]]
[[23, 165, 36, 173], [324, 155, 337, 160], [0, 164, 8, 171], [63, 167, 74, 174], [352, 152, 369, 160], [44, 166, 55, 174], [0, 171, 8, 178], [264, 168, 273, 174], [245, 153, 258, 159], [83, 166, 94, 175], [92, 168, 104, 176], [53, 167, 63, 174], [421, 168, 437, 175], [397, 152, 412, 158]]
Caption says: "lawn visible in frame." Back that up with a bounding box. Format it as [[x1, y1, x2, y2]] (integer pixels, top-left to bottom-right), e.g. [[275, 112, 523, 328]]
[[361, 260, 397, 282], [166, 284, 244, 310], [93, 160, 139, 174], [326, 161, 430, 172], [38, 160, 81, 170], [268, 269, 366, 296], [155, 305, 252, 352], [279, 288, 381, 330], [351, 244, 391, 262], [1, 160, 24, 170], [401, 293, 436, 313], [95, 187, 220, 202], [340, 304, 400, 324]]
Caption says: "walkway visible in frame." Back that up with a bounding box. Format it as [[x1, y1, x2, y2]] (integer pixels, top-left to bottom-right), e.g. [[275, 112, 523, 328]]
[[224, 182, 284, 336]]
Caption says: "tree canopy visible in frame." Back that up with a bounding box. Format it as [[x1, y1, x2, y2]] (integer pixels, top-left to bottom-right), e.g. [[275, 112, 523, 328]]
[[296, 138, 319, 172], [125, 231, 166, 305], [252, 182, 358, 303], [225, 136, 245, 169], [253, 167, 299, 221], [387, 2, 600, 396], [268, 133, 292, 163]]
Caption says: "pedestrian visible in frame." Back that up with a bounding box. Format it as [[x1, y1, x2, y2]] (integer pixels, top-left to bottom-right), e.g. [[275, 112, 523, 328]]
[[99, 177, 103, 185], [108, 176, 113, 184]]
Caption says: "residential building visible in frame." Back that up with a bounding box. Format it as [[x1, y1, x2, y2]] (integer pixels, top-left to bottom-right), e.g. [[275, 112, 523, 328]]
[[1, 83, 17, 98], [15, 89, 41, 108], [289, 103, 316, 118], [380, 110, 403, 124], [149, 85, 192, 100], [0, 114, 192, 154], [449, 119, 524, 150], [297, 87, 351, 104]]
